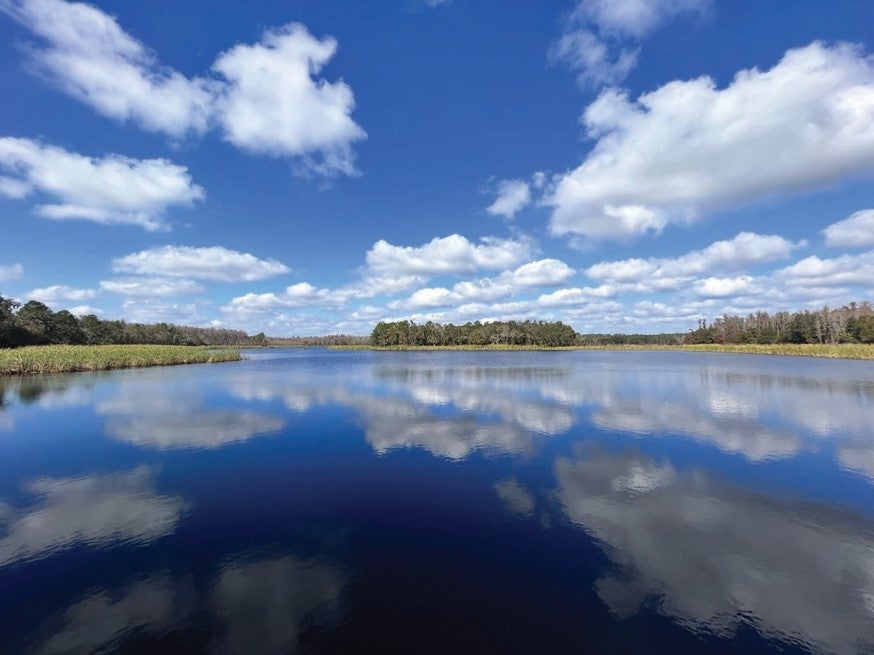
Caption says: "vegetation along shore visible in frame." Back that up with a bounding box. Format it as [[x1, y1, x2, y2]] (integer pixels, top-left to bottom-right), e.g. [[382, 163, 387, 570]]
[[332, 343, 874, 360], [0, 345, 241, 376]]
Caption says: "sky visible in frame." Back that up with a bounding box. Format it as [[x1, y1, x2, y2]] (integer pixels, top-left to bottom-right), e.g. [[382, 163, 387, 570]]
[[1, 0, 873, 336]]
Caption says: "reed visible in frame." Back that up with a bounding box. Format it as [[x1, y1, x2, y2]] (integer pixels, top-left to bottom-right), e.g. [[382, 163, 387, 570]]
[[0, 344, 242, 375]]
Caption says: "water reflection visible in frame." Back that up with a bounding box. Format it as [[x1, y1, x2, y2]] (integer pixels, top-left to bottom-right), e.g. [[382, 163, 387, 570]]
[[97, 381, 284, 450], [228, 369, 547, 460], [0, 467, 187, 568], [35, 552, 345, 655], [213, 554, 345, 655], [555, 448, 874, 655], [38, 574, 192, 655]]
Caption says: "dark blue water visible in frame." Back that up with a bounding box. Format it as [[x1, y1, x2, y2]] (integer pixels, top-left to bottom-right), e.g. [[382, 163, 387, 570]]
[[1, 349, 873, 654]]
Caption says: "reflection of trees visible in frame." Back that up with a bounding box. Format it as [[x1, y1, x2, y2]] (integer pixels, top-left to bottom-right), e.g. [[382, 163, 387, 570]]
[[0, 467, 187, 568], [555, 449, 874, 655]]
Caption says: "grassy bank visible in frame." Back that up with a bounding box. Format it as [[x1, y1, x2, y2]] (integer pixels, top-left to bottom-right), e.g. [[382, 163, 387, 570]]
[[0, 344, 242, 375], [330, 343, 874, 359]]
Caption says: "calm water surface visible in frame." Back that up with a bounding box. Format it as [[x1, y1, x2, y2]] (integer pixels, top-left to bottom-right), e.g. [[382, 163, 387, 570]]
[[1, 349, 873, 654]]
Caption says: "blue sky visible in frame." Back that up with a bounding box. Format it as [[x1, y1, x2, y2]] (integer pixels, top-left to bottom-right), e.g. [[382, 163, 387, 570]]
[[1, 0, 873, 335]]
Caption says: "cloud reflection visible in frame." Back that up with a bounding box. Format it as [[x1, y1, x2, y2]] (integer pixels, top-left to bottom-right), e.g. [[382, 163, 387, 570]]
[[97, 382, 284, 450], [36, 553, 345, 654], [0, 467, 187, 567], [213, 554, 345, 654], [555, 449, 874, 654], [39, 574, 191, 655]]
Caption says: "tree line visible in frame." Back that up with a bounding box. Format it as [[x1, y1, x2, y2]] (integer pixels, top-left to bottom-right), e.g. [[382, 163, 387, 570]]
[[0, 294, 267, 348], [371, 319, 580, 346], [683, 302, 874, 344]]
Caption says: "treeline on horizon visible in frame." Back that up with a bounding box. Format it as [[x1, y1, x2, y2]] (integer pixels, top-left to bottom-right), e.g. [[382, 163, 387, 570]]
[[4, 290, 873, 350], [683, 302, 874, 344], [0, 295, 267, 348], [370, 319, 682, 347]]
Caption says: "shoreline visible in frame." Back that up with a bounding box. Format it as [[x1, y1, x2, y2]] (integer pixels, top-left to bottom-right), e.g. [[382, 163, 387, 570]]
[[0, 345, 242, 376], [329, 343, 874, 360]]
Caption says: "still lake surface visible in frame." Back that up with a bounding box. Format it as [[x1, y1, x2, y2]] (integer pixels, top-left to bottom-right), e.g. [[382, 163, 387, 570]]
[[1, 348, 873, 654]]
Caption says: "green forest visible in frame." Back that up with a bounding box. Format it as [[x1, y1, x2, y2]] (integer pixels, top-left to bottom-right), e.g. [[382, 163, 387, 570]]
[[0, 294, 266, 348], [683, 302, 874, 344], [3, 290, 873, 349]]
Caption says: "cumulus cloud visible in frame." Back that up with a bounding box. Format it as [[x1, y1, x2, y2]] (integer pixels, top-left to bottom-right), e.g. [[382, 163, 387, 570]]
[[823, 209, 874, 248], [586, 232, 802, 292], [112, 245, 289, 282], [0, 263, 23, 281], [366, 234, 533, 277], [778, 250, 874, 289], [2, 0, 365, 175], [692, 275, 760, 298], [27, 284, 96, 305], [549, 42, 874, 241], [0, 0, 214, 136], [0, 137, 204, 230], [550, 0, 709, 87], [395, 258, 576, 309], [212, 23, 366, 176], [100, 277, 203, 298], [486, 179, 532, 219]]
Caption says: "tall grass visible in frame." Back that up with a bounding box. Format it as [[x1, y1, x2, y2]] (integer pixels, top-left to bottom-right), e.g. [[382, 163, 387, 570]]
[[0, 345, 242, 375], [330, 343, 874, 359]]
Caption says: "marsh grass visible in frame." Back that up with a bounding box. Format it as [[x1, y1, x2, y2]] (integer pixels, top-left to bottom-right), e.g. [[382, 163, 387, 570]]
[[331, 343, 874, 359], [0, 345, 242, 375]]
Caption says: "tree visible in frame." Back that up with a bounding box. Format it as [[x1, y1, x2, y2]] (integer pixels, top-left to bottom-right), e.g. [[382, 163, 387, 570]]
[[15, 300, 55, 345]]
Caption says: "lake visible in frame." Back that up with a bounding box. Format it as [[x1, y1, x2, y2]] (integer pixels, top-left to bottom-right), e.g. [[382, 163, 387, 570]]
[[1, 349, 873, 654]]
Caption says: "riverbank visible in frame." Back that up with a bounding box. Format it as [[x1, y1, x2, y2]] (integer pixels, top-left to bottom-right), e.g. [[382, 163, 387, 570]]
[[330, 343, 874, 359], [0, 345, 242, 375]]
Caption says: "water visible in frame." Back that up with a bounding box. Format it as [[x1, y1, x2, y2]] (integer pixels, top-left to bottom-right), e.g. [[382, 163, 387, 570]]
[[0, 349, 873, 654]]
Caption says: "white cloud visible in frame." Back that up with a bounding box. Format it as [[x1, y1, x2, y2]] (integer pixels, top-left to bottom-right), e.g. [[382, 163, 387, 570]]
[[692, 275, 760, 298], [3, 1, 365, 175], [27, 284, 96, 304], [112, 245, 289, 282], [823, 209, 874, 248], [366, 234, 533, 277], [100, 277, 203, 298], [213, 23, 366, 176], [586, 232, 802, 291], [549, 29, 638, 88], [0, 175, 31, 198], [549, 42, 874, 241], [778, 250, 874, 289], [487, 179, 532, 218], [0, 263, 23, 281], [1, 0, 215, 137], [551, 0, 709, 88], [574, 0, 710, 38], [397, 258, 576, 309], [0, 137, 203, 230]]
